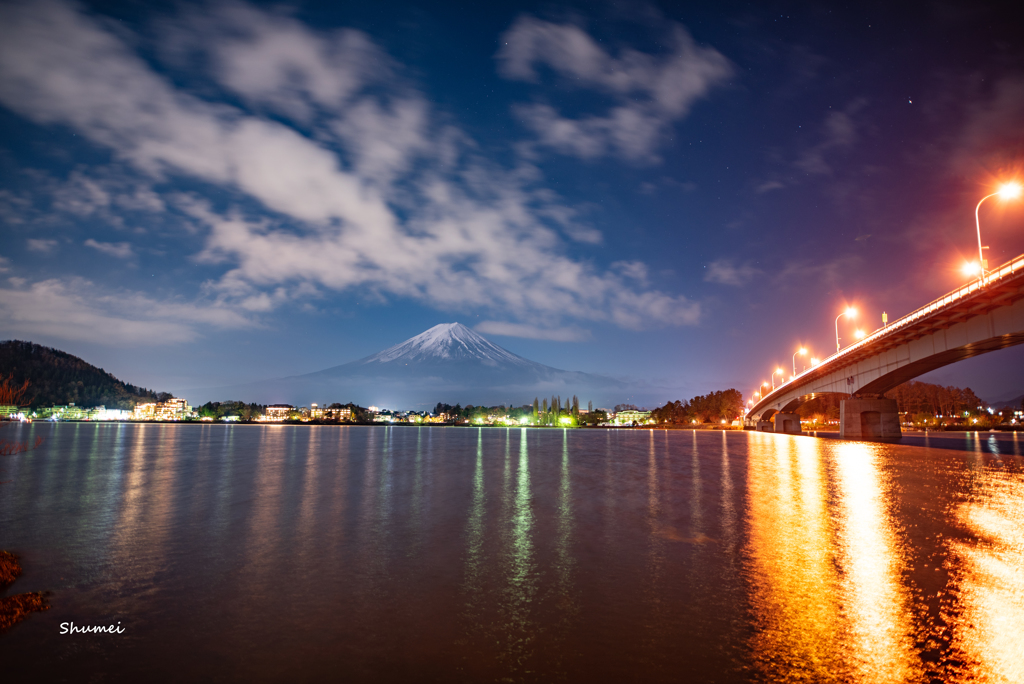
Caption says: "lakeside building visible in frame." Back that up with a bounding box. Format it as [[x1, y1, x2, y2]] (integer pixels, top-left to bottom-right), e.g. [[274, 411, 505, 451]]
[[264, 404, 294, 421], [614, 410, 652, 425], [24, 404, 135, 421], [133, 398, 192, 421], [310, 404, 352, 421]]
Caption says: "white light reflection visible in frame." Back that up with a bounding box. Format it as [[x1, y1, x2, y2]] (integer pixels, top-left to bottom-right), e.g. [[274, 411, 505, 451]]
[[832, 441, 921, 682]]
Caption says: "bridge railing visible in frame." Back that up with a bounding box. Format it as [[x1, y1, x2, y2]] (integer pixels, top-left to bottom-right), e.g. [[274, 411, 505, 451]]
[[753, 252, 1024, 409]]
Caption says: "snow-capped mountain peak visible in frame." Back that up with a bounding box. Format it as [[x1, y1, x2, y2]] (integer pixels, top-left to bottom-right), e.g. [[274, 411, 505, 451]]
[[361, 323, 531, 367]]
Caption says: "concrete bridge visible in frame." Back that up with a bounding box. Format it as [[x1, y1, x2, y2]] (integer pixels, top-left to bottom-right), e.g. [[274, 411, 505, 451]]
[[746, 253, 1024, 440]]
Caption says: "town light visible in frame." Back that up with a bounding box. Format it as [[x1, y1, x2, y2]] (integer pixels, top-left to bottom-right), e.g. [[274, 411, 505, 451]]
[[792, 347, 807, 375], [835, 307, 857, 351], [974, 182, 1023, 277]]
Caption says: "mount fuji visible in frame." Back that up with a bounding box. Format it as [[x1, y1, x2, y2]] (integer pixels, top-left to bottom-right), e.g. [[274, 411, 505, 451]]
[[184, 323, 627, 409]]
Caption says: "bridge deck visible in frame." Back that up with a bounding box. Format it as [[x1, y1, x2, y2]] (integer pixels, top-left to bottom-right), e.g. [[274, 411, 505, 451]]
[[749, 253, 1024, 417]]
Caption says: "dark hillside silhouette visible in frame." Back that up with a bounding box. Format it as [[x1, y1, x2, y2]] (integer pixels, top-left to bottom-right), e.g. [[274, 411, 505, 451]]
[[0, 340, 161, 408]]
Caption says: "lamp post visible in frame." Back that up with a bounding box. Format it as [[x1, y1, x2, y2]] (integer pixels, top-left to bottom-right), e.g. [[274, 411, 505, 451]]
[[772, 367, 784, 390], [792, 347, 807, 375], [974, 183, 1022, 277], [835, 307, 856, 352]]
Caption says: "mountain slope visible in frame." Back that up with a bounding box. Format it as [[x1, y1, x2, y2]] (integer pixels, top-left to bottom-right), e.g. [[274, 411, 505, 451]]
[[185, 323, 626, 409], [0, 340, 161, 408], [359, 323, 533, 367]]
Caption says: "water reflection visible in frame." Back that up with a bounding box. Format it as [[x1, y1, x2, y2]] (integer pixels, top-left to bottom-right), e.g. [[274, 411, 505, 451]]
[[948, 465, 1024, 683], [6, 425, 1024, 682], [463, 429, 485, 611], [746, 433, 845, 680], [832, 441, 921, 682], [498, 428, 536, 669]]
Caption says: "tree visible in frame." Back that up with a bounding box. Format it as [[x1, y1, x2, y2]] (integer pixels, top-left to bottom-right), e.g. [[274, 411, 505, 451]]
[[0, 374, 30, 406], [533, 397, 539, 422]]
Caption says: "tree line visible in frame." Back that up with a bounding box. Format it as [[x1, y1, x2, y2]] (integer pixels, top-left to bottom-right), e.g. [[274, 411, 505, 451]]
[[650, 389, 744, 425], [795, 380, 989, 423], [432, 395, 607, 425]]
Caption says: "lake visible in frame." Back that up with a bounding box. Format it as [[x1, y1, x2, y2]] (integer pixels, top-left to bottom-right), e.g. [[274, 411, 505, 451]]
[[2, 423, 1022, 682]]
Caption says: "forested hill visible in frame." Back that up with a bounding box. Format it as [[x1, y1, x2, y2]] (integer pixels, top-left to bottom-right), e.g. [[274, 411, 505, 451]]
[[0, 340, 162, 409]]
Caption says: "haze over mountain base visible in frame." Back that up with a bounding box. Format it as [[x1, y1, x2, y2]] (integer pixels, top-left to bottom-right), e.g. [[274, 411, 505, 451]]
[[182, 323, 633, 409]]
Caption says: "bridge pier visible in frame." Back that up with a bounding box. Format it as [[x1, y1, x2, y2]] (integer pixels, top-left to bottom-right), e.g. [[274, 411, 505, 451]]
[[773, 413, 802, 434], [756, 421, 773, 431], [839, 397, 901, 441]]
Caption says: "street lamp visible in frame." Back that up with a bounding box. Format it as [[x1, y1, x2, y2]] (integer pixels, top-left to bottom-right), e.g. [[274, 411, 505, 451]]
[[974, 182, 1022, 276], [772, 367, 784, 390], [854, 329, 866, 340], [810, 357, 820, 366], [835, 307, 856, 352], [792, 347, 807, 375]]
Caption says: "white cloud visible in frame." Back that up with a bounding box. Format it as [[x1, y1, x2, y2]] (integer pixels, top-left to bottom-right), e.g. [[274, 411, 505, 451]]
[[173, 1, 385, 123], [84, 239, 133, 258], [794, 109, 858, 175], [755, 180, 785, 194], [0, 1, 702, 333], [497, 17, 731, 161], [475, 321, 590, 342], [0, 278, 255, 345], [704, 259, 760, 286], [27, 238, 58, 253], [612, 260, 649, 285]]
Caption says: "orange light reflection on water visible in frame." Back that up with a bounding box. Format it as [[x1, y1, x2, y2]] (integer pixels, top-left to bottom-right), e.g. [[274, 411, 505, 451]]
[[746, 435, 922, 682], [948, 467, 1024, 683], [832, 441, 921, 682], [746, 433, 845, 681]]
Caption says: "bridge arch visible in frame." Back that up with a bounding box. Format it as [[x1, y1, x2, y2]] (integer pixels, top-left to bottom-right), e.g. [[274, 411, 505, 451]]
[[778, 391, 850, 414], [854, 336, 1024, 397]]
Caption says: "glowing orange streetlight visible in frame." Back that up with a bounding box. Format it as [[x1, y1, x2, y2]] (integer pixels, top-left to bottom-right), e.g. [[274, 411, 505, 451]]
[[854, 329, 866, 340], [792, 347, 807, 375], [835, 307, 856, 352], [962, 261, 982, 277], [771, 367, 784, 390], [810, 357, 820, 366], [974, 182, 1022, 276]]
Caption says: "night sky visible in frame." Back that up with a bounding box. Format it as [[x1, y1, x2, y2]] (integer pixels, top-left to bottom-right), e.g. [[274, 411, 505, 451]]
[[1, 0, 1023, 406]]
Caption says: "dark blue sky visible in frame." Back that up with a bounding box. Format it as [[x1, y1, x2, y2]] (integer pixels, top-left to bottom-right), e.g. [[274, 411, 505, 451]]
[[2, 0, 1023, 405]]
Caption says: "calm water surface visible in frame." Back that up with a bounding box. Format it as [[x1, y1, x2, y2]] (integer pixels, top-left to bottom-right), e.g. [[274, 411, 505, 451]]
[[1, 424, 1022, 683]]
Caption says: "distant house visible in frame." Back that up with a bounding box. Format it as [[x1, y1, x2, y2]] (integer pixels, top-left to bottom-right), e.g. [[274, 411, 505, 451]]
[[614, 410, 651, 425], [133, 397, 191, 421], [265, 404, 294, 421], [310, 404, 352, 421]]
